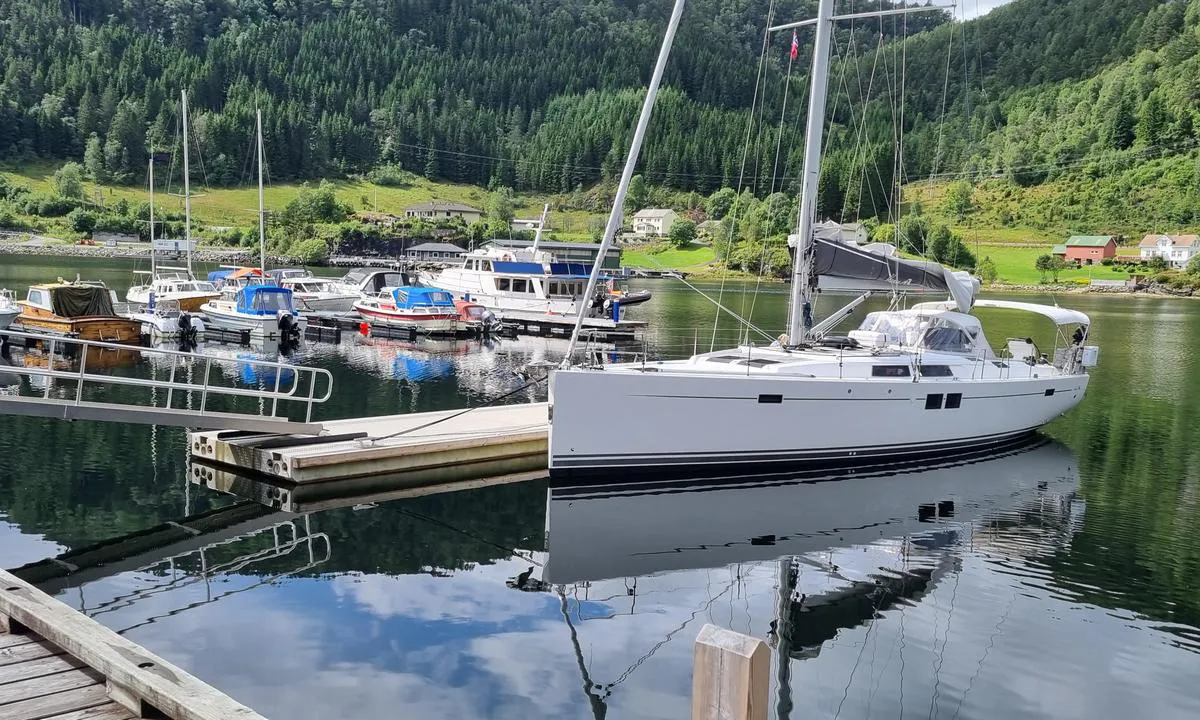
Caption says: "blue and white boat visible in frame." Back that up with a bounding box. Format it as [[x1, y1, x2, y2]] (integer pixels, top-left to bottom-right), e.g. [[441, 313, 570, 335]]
[[353, 286, 459, 336], [201, 285, 307, 339]]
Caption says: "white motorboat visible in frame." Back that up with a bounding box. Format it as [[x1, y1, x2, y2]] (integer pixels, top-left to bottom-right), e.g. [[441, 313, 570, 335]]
[[279, 275, 359, 313], [0, 289, 19, 330], [125, 91, 219, 313], [328, 267, 415, 298], [200, 110, 305, 342], [353, 287, 459, 335], [420, 205, 636, 329], [548, 0, 1099, 478]]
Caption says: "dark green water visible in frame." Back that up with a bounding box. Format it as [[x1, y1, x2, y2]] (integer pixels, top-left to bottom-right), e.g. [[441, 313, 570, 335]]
[[0, 256, 1197, 719]]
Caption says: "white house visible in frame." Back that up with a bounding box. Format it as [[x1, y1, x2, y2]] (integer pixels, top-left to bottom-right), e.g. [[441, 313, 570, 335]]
[[405, 242, 466, 262], [631, 208, 678, 237], [1139, 234, 1199, 268], [403, 201, 483, 224]]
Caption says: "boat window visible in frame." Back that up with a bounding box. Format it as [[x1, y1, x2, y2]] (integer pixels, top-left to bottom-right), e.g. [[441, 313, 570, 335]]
[[512, 278, 529, 293], [921, 326, 974, 354], [464, 305, 484, 318], [918, 365, 954, 377], [741, 358, 781, 367], [393, 290, 409, 305], [549, 282, 559, 295], [497, 278, 511, 292], [251, 292, 292, 313], [708, 356, 744, 363], [27, 289, 50, 308], [872, 365, 910, 377]]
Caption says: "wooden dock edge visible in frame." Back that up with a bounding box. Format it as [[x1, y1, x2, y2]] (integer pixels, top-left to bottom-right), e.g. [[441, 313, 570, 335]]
[[693, 624, 769, 720], [0, 568, 267, 720]]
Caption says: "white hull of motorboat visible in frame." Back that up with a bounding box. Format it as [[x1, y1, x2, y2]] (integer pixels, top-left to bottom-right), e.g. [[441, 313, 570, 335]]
[[200, 302, 308, 337], [292, 294, 358, 314], [126, 287, 219, 313], [353, 301, 457, 335], [123, 311, 206, 340], [0, 310, 18, 330], [549, 361, 1088, 476]]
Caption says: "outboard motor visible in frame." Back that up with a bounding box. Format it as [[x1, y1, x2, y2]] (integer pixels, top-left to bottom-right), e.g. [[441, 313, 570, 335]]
[[278, 313, 302, 351], [177, 312, 199, 350]]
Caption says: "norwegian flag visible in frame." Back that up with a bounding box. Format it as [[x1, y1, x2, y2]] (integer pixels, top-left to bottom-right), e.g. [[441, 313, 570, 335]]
[[789, 29, 799, 60]]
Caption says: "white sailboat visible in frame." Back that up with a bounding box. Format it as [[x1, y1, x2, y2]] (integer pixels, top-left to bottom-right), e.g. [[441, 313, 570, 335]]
[[126, 91, 219, 313], [548, 0, 1100, 477], [200, 111, 306, 341]]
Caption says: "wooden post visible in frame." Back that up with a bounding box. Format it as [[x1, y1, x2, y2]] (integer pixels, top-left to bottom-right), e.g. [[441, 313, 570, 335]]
[[692, 624, 770, 720]]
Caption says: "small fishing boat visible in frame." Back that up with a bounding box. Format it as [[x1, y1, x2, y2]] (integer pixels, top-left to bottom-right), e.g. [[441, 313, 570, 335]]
[[354, 287, 458, 335], [0, 289, 19, 330], [454, 299, 501, 335], [605, 286, 652, 307], [18, 280, 143, 344], [278, 275, 359, 313], [200, 285, 307, 340]]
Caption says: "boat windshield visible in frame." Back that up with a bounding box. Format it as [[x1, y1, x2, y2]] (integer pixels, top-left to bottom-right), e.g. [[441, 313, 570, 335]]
[[250, 291, 293, 313]]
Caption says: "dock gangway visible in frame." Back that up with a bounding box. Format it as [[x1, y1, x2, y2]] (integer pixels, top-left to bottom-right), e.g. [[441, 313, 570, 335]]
[[0, 329, 331, 434]]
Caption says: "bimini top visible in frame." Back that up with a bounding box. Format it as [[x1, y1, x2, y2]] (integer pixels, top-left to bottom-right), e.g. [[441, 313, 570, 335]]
[[235, 286, 296, 315], [913, 299, 1090, 327], [390, 286, 455, 309]]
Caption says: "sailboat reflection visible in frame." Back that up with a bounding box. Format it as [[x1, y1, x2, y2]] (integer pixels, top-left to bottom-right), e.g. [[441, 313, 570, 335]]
[[543, 438, 1080, 717]]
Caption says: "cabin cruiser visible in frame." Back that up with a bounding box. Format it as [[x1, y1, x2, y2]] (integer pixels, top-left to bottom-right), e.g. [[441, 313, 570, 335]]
[[328, 267, 416, 298], [126, 268, 219, 313], [0, 289, 19, 330], [353, 287, 459, 336], [18, 280, 143, 344], [420, 243, 639, 328]]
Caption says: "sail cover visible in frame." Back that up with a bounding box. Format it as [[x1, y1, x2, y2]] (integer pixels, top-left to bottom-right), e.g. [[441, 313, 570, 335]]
[[811, 237, 950, 292]]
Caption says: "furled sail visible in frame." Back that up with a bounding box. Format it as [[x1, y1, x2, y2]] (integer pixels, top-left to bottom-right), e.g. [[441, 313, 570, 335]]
[[789, 231, 980, 312]]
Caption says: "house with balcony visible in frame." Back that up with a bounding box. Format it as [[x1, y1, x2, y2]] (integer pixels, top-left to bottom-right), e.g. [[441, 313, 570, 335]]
[[1139, 234, 1199, 268], [631, 208, 678, 237]]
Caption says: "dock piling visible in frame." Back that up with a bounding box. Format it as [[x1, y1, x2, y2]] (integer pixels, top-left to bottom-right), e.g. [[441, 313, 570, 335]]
[[692, 624, 769, 720]]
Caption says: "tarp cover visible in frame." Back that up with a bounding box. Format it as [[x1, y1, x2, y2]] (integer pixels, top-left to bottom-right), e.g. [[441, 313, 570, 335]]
[[50, 285, 114, 317], [812, 237, 950, 292]]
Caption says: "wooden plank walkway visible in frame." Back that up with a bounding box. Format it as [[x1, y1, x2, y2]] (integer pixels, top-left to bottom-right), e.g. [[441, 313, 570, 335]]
[[189, 402, 548, 484], [0, 569, 266, 720]]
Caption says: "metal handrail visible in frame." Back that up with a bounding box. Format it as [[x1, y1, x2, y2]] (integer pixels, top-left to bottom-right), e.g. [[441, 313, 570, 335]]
[[1, 329, 334, 420]]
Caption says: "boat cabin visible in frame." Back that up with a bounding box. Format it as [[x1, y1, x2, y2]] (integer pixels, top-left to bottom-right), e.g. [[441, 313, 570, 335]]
[[385, 287, 456, 312], [235, 286, 297, 316], [282, 278, 338, 295], [850, 310, 991, 356], [342, 268, 413, 295], [25, 283, 117, 318]]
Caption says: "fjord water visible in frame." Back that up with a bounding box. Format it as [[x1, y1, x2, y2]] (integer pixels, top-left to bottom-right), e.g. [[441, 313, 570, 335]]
[[1, 256, 1198, 719]]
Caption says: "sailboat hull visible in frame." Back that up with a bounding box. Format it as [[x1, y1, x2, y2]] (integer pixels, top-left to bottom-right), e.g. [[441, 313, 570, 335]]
[[548, 367, 1088, 478]]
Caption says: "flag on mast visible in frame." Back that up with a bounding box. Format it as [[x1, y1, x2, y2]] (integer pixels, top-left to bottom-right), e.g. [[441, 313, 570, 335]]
[[789, 29, 799, 60]]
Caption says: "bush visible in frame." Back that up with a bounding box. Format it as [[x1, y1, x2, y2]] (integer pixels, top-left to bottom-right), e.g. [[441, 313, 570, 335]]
[[1151, 271, 1176, 284], [291, 237, 329, 264], [94, 214, 139, 235], [1100, 257, 1114, 266], [668, 219, 697, 248], [53, 162, 85, 201], [366, 164, 416, 187], [67, 208, 96, 234], [18, 193, 78, 217]]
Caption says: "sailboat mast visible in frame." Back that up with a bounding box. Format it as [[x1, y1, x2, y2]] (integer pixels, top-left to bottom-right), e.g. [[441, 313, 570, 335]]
[[148, 157, 156, 276], [256, 109, 266, 275], [562, 0, 687, 364], [181, 90, 193, 276], [787, 0, 835, 344], [530, 203, 550, 255]]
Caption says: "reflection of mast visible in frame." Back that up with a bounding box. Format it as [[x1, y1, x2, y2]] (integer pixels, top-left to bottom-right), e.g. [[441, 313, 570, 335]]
[[774, 558, 795, 720], [558, 588, 608, 720]]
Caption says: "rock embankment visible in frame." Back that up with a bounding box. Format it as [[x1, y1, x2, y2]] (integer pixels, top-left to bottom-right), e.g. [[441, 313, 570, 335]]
[[0, 242, 299, 265]]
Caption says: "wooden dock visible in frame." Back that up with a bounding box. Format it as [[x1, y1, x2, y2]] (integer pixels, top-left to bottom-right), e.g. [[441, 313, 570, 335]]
[[0, 568, 265, 720], [189, 402, 549, 484]]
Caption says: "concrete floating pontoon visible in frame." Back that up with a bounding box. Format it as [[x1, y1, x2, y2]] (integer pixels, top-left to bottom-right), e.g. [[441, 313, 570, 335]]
[[189, 402, 549, 485]]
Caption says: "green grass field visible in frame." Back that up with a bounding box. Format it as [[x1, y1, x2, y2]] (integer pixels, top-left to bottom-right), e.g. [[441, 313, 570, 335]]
[[622, 244, 717, 271], [972, 243, 1130, 284], [0, 163, 601, 241]]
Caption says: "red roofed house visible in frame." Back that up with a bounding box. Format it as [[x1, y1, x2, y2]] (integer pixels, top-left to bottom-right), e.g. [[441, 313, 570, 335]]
[[1063, 235, 1116, 264], [1140, 234, 1200, 268]]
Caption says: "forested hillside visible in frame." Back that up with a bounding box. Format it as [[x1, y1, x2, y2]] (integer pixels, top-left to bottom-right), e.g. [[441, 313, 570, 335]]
[[0, 0, 1191, 228]]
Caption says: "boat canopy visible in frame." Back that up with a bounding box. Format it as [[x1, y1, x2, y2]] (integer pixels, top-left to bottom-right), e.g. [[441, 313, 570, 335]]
[[207, 269, 234, 283], [47, 284, 115, 318], [391, 287, 455, 309], [808, 236, 979, 312], [913, 299, 1090, 327], [853, 309, 991, 355], [235, 286, 295, 315]]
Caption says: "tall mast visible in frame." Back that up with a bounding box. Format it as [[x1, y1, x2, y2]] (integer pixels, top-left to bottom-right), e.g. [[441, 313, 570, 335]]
[[181, 90, 193, 276], [787, 0, 835, 344], [562, 0, 687, 364], [530, 203, 550, 255], [148, 157, 156, 277], [256, 109, 266, 275]]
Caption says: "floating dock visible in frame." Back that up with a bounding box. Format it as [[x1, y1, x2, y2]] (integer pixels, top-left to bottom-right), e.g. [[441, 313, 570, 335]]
[[188, 402, 549, 485], [0, 568, 266, 720]]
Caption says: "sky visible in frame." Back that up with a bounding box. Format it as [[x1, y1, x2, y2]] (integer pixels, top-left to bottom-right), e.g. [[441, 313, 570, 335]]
[[961, 0, 1016, 19]]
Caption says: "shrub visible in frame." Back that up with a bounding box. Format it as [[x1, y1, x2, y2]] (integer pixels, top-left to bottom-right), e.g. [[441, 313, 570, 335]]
[[366, 164, 416, 187], [291, 237, 329, 264], [1152, 271, 1176, 284], [18, 193, 78, 217], [68, 208, 96, 234], [1100, 257, 1114, 266]]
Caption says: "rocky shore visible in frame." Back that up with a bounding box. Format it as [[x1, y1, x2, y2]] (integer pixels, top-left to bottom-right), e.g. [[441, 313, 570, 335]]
[[0, 242, 298, 265]]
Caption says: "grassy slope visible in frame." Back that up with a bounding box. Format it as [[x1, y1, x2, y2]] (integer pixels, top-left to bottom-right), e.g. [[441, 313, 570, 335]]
[[622, 244, 717, 271], [0, 163, 601, 241]]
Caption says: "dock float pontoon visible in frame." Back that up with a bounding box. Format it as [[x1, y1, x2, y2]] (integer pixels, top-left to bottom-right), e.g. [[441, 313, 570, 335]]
[[189, 402, 549, 484]]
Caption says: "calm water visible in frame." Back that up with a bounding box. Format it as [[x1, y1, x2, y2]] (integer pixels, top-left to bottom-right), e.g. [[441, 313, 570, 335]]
[[1, 256, 1198, 719]]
